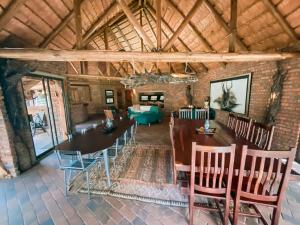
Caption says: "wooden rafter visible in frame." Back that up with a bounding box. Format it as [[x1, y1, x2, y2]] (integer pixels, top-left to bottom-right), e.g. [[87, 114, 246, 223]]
[[156, 0, 162, 49], [0, 0, 28, 30], [104, 27, 111, 76], [262, 0, 298, 41], [82, 3, 141, 47], [66, 74, 122, 80], [163, 0, 204, 51], [203, 0, 248, 51], [82, 1, 119, 43], [145, 5, 208, 72], [68, 62, 79, 74], [1, 48, 298, 62], [229, 0, 238, 52], [39, 11, 74, 48], [117, 0, 155, 49], [161, 0, 221, 57], [74, 0, 82, 49]]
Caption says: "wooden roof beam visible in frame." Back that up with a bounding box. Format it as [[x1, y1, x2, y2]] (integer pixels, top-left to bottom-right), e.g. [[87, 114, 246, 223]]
[[156, 0, 162, 49], [0, 0, 28, 30], [117, 0, 155, 49], [145, 6, 208, 72], [82, 1, 119, 43], [82, 4, 141, 47], [262, 0, 298, 41], [1, 48, 299, 62], [163, 0, 204, 51], [229, 0, 237, 52], [104, 27, 111, 76], [66, 74, 122, 80], [203, 0, 248, 51], [161, 0, 223, 62], [39, 11, 74, 48]]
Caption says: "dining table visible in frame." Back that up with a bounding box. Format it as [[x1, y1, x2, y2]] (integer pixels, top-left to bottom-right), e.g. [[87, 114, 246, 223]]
[[172, 118, 299, 181], [55, 118, 135, 187]]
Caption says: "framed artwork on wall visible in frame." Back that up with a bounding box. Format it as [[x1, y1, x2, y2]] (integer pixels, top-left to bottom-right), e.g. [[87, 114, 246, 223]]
[[209, 73, 252, 115], [105, 90, 114, 97], [105, 97, 114, 104]]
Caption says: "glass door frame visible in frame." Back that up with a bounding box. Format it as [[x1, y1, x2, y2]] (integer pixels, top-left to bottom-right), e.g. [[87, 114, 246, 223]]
[[21, 71, 71, 159]]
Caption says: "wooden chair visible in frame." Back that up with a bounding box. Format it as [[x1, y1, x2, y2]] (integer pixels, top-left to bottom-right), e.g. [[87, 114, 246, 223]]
[[104, 109, 114, 120], [195, 109, 209, 120], [233, 146, 296, 225], [189, 143, 236, 225], [179, 108, 193, 119], [235, 116, 252, 139], [227, 113, 237, 130], [248, 122, 275, 150], [169, 123, 177, 184]]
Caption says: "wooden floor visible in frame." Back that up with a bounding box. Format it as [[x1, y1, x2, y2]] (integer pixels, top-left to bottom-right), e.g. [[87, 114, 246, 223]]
[[0, 118, 300, 225]]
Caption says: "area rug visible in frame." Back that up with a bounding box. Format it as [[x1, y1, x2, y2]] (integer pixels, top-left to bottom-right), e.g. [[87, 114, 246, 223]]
[[70, 143, 189, 207]]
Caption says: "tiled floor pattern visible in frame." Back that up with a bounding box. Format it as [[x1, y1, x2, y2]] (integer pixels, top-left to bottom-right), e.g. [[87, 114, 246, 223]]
[[1, 120, 300, 225]]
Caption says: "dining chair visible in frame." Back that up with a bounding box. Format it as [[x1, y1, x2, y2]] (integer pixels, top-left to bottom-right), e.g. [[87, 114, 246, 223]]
[[248, 122, 275, 150], [233, 146, 296, 225], [179, 108, 193, 119], [235, 116, 252, 139], [55, 150, 98, 199], [169, 123, 177, 184], [127, 121, 137, 146], [227, 113, 237, 130], [189, 143, 236, 225], [195, 109, 209, 120]]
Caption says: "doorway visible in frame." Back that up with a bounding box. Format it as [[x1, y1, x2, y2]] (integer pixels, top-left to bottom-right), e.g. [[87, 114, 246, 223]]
[[22, 76, 68, 157]]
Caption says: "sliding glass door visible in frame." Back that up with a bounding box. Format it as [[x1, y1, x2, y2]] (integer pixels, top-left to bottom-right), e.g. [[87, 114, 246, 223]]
[[22, 76, 68, 157]]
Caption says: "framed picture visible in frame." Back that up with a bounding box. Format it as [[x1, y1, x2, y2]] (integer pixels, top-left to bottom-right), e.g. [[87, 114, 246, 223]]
[[105, 97, 114, 104], [140, 95, 149, 101], [105, 90, 114, 97], [209, 73, 252, 115]]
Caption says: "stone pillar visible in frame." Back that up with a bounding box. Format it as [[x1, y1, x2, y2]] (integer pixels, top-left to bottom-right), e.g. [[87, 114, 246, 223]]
[[0, 87, 19, 177]]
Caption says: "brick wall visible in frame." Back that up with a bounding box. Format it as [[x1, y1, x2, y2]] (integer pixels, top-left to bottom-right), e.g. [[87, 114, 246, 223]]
[[133, 83, 189, 113], [68, 78, 126, 117], [193, 60, 300, 160]]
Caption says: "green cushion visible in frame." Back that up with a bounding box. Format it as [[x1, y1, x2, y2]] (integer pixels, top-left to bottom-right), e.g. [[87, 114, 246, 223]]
[[150, 106, 159, 113]]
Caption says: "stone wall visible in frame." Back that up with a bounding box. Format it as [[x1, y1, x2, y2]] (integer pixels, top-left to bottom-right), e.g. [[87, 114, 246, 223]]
[[0, 87, 19, 177], [0, 61, 67, 177]]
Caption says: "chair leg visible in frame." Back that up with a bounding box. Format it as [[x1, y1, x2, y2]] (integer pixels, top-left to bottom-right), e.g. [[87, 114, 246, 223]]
[[271, 207, 281, 225], [233, 198, 240, 225], [189, 195, 194, 225], [64, 169, 68, 196], [223, 198, 230, 225], [86, 170, 91, 199]]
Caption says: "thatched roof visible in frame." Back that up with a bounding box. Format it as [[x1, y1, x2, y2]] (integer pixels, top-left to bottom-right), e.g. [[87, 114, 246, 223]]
[[0, 0, 299, 75]]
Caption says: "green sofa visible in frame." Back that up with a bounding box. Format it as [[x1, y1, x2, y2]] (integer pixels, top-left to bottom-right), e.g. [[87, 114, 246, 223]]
[[128, 106, 163, 125]]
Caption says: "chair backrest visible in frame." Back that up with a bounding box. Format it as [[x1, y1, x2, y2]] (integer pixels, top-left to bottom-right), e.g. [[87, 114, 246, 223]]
[[237, 146, 296, 204], [195, 109, 209, 120], [235, 116, 252, 139], [248, 122, 275, 150], [190, 143, 236, 196], [179, 109, 193, 119], [227, 113, 237, 130], [55, 150, 84, 170], [104, 110, 114, 120]]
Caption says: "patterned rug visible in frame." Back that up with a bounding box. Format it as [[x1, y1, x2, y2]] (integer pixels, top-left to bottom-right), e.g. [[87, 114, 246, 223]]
[[70, 143, 189, 207]]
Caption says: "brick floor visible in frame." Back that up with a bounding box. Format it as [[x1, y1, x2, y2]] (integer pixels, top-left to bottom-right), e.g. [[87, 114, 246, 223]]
[[1, 121, 300, 225]]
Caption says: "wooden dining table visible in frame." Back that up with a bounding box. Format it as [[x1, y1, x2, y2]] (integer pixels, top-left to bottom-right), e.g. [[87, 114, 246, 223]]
[[55, 118, 135, 187], [172, 118, 299, 180]]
